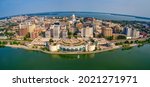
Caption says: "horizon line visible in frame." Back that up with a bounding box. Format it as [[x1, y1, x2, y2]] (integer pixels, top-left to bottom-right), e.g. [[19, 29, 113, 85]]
[[0, 11, 150, 20]]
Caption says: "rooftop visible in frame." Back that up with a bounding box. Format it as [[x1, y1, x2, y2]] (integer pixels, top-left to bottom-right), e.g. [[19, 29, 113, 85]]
[[59, 39, 85, 46]]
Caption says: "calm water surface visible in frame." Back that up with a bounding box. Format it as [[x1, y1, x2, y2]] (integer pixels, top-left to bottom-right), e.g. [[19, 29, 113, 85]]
[[0, 44, 150, 70], [30, 12, 150, 21]]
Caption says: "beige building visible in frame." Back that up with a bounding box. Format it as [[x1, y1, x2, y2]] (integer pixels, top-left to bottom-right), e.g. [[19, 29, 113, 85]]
[[81, 26, 93, 38], [28, 24, 36, 33], [132, 29, 140, 38], [102, 27, 113, 37]]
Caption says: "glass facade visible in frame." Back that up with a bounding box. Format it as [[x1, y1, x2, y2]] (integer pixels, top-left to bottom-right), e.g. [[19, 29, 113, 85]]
[[60, 45, 85, 52]]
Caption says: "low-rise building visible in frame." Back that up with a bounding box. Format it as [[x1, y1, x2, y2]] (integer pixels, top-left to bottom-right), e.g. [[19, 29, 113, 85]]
[[49, 44, 60, 52]]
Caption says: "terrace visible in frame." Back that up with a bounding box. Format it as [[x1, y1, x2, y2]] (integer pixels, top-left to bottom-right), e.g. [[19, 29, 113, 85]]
[[59, 39, 85, 46]]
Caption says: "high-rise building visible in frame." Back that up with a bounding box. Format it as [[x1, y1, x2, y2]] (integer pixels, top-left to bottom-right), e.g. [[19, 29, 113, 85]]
[[102, 27, 113, 37], [81, 26, 93, 38], [124, 27, 140, 38], [28, 24, 36, 33], [18, 23, 28, 36], [124, 27, 132, 37], [28, 24, 40, 39], [52, 23, 61, 40], [132, 29, 140, 38]]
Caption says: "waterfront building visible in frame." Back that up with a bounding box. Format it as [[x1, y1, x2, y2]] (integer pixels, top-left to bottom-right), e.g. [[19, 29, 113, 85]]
[[59, 45, 85, 52], [85, 44, 96, 52], [102, 27, 113, 37], [57, 39, 86, 52], [49, 44, 60, 52]]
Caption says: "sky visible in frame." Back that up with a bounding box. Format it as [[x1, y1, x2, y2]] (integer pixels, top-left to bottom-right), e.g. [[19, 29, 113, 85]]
[[0, 0, 150, 18]]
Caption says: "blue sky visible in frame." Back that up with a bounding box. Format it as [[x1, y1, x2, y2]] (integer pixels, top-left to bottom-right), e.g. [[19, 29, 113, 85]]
[[0, 0, 150, 17]]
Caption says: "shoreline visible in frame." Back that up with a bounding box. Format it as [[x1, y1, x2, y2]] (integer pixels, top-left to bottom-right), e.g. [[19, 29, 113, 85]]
[[4, 44, 137, 55]]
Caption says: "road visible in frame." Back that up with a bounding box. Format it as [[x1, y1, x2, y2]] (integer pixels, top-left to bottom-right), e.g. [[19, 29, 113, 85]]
[[0, 39, 32, 43], [111, 37, 150, 43]]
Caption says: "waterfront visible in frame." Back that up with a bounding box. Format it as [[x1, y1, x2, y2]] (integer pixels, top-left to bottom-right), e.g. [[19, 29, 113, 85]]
[[0, 44, 150, 70]]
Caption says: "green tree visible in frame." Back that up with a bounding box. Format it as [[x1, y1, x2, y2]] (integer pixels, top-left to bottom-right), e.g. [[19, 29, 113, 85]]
[[106, 36, 113, 40], [2, 41, 7, 45], [117, 35, 126, 40], [135, 40, 139, 44], [115, 42, 123, 45], [49, 39, 54, 43], [124, 40, 130, 44], [90, 38, 95, 43], [130, 41, 134, 44], [68, 32, 73, 36], [24, 33, 30, 40]]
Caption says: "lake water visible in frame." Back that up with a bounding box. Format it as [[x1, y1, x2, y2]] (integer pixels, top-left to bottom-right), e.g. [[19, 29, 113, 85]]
[[27, 12, 150, 22], [0, 44, 150, 70]]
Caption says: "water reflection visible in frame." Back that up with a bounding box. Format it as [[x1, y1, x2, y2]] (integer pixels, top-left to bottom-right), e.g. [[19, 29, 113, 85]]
[[50, 53, 96, 60]]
